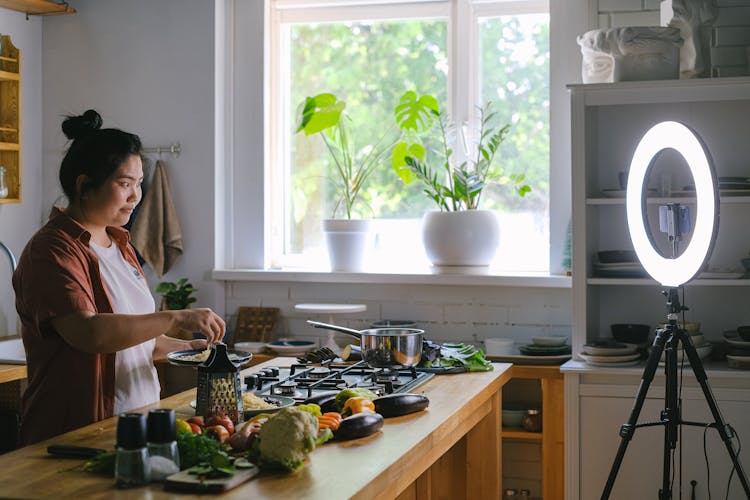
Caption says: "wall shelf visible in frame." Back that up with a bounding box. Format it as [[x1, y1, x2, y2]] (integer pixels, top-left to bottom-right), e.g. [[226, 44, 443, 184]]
[[0, 35, 20, 204], [0, 0, 75, 15]]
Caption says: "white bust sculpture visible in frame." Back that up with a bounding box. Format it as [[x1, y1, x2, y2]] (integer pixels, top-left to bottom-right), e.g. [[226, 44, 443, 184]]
[[578, 27, 683, 83], [665, 0, 717, 78]]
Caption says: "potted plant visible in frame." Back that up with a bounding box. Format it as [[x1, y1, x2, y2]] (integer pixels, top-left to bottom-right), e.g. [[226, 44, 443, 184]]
[[155, 278, 197, 310], [392, 92, 531, 267], [295, 92, 402, 272]]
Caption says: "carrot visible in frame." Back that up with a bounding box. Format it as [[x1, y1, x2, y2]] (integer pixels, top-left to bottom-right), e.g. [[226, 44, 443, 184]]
[[317, 412, 343, 431]]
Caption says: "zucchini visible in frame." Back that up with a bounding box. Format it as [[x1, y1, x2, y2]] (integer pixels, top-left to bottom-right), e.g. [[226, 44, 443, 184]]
[[334, 413, 384, 441], [373, 393, 429, 418]]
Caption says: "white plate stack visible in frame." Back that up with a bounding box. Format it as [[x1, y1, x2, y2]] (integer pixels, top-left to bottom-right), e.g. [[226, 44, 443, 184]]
[[580, 341, 641, 367]]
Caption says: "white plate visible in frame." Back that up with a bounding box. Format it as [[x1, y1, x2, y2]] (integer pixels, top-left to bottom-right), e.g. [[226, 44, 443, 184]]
[[532, 336, 567, 346], [582, 343, 639, 356], [265, 340, 317, 356], [724, 335, 750, 348], [727, 355, 750, 369], [579, 352, 641, 363], [233, 341, 267, 354], [584, 359, 641, 368], [655, 343, 712, 364]]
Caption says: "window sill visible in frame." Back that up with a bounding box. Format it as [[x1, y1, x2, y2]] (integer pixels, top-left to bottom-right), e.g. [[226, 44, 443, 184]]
[[212, 268, 572, 288]]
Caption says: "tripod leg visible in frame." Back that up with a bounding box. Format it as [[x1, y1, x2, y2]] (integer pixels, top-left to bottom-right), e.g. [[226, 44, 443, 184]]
[[660, 333, 679, 500], [681, 331, 750, 497], [602, 329, 669, 500]]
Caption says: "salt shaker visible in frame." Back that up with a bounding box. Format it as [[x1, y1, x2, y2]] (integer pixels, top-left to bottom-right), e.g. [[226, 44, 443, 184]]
[[146, 409, 180, 480], [115, 413, 152, 488]]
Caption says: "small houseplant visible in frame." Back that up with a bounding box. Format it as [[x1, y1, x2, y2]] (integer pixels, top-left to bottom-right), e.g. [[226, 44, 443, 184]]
[[391, 92, 531, 267], [295, 92, 409, 271], [156, 278, 197, 310]]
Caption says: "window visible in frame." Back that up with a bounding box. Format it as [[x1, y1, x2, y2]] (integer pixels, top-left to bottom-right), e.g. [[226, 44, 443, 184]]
[[266, 0, 550, 272]]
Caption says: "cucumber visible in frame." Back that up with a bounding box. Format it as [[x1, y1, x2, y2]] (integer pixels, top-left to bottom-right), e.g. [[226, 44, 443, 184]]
[[334, 413, 384, 441], [373, 393, 429, 418]]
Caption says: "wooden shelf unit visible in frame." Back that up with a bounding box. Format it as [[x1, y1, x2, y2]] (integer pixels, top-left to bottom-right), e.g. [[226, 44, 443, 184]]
[[0, 0, 75, 15], [502, 364, 564, 499], [0, 35, 20, 204]]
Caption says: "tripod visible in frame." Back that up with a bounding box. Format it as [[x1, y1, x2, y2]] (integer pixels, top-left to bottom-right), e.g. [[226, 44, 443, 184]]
[[602, 287, 750, 499]]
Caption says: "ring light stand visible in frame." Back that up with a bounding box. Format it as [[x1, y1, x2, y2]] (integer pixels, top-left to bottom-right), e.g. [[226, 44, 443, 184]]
[[602, 122, 750, 499]]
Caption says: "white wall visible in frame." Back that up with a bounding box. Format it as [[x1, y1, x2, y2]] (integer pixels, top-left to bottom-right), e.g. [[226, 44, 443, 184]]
[[41, 0, 224, 310], [0, 10, 43, 337]]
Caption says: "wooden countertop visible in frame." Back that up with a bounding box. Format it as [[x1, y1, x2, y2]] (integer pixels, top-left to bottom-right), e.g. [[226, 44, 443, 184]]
[[0, 358, 512, 499], [0, 363, 26, 384]]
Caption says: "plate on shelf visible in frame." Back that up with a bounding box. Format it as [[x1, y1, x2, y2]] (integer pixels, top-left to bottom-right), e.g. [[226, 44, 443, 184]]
[[582, 342, 639, 356], [579, 352, 641, 364], [601, 189, 657, 198], [723, 332, 750, 348], [727, 355, 750, 370], [531, 336, 568, 346], [265, 340, 317, 356], [519, 344, 571, 356], [583, 359, 641, 368], [698, 271, 744, 279]]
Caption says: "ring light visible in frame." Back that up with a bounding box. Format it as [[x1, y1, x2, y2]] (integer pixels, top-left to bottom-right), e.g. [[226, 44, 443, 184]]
[[626, 121, 718, 287]]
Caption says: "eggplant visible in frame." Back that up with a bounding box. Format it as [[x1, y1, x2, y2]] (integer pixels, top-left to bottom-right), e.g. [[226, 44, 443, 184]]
[[334, 413, 384, 441], [373, 393, 429, 418], [302, 391, 339, 413]]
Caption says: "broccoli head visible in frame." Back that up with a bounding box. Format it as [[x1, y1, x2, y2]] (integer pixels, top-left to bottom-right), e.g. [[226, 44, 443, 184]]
[[256, 407, 319, 471]]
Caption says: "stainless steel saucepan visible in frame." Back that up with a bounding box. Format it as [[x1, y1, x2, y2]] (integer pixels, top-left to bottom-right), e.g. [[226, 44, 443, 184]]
[[306, 320, 423, 369]]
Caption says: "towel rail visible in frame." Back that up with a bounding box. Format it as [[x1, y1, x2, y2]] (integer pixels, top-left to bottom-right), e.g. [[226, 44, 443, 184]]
[[143, 142, 181, 157]]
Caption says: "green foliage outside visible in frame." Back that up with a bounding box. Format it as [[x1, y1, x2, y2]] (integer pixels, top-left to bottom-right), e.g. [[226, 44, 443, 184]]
[[288, 14, 549, 253]]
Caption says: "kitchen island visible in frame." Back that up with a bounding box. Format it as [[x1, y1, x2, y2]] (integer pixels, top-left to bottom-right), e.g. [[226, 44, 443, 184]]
[[0, 357, 512, 499]]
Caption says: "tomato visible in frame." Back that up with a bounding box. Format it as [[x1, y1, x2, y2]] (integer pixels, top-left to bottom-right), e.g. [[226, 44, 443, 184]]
[[188, 422, 202, 434], [204, 424, 230, 444], [206, 414, 235, 435]]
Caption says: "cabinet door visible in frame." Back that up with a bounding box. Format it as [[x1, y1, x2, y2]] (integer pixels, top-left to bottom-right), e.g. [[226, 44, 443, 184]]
[[580, 391, 750, 499]]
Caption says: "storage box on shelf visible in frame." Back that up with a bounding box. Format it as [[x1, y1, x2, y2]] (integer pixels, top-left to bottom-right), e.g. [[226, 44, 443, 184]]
[[565, 77, 750, 499], [0, 34, 20, 204], [501, 365, 563, 500]]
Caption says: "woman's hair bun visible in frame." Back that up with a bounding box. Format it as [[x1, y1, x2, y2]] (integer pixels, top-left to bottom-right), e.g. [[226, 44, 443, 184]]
[[61, 109, 103, 141]]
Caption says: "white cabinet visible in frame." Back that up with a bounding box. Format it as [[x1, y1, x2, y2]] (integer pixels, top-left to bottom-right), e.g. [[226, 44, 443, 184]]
[[564, 77, 750, 499]]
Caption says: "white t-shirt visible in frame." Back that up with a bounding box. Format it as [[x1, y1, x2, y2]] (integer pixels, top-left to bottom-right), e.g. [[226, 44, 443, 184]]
[[91, 240, 160, 414]]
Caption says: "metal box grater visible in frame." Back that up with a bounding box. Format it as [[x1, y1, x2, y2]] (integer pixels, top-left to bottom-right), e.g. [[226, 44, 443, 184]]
[[196, 343, 244, 424]]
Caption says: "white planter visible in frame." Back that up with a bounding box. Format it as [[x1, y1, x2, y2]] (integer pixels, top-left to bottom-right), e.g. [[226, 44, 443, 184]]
[[323, 219, 372, 272], [421, 210, 500, 267]]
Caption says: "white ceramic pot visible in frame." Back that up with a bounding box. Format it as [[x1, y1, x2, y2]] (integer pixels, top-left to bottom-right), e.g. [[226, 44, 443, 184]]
[[323, 219, 372, 272], [421, 210, 500, 267]]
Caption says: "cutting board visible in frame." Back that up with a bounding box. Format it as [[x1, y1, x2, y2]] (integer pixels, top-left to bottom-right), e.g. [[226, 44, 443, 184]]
[[0, 338, 25, 365], [164, 465, 259, 493]]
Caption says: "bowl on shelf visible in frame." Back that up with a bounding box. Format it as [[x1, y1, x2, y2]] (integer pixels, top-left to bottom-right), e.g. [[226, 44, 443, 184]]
[[611, 324, 651, 344], [484, 338, 515, 356], [532, 336, 568, 346], [741, 257, 750, 275], [501, 404, 527, 428], [737, 325, 750, 342], [597, 249, 637, 264]]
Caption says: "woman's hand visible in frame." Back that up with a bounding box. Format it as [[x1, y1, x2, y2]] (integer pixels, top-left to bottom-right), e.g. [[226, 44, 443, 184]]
[[172, 308, 226, 344]]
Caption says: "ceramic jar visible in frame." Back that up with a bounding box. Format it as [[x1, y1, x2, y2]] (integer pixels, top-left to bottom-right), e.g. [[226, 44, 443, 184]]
[[521, 408, 542, 432]]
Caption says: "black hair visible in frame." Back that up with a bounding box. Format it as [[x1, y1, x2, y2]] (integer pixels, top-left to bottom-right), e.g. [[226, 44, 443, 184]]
[[59, 109, 143, 201]]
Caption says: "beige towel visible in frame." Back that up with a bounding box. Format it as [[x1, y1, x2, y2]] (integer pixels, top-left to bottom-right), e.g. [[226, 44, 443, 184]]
[[130, 160, 183, 277]]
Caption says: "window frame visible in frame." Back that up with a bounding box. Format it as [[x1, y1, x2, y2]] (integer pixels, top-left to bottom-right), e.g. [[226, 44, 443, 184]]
[[219, 0, 587, 277]]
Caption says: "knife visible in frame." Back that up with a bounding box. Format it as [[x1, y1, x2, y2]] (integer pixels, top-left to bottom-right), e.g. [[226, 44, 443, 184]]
[[47, 444, 107, 458]]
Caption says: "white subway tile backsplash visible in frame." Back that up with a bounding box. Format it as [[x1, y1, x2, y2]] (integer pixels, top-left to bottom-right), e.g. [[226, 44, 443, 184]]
[[222, 281, 572, 343]]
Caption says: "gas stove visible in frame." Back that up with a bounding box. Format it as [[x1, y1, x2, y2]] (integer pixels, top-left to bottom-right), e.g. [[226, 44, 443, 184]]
[[244, 360, 435, 402]]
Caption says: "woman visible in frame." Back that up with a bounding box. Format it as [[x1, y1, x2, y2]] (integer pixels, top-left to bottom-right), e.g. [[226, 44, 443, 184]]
[[12, 110, 225, 445]]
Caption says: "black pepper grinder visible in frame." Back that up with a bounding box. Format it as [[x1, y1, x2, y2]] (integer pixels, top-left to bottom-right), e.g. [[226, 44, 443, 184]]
[[115, 413, 151, 488], [146, 409, 180, 480]]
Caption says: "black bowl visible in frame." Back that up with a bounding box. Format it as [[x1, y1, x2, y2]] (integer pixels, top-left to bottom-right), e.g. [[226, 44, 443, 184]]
[[611, 324, 651, 344], [737, 325, 750, 342], [597, 250, 637, 264]]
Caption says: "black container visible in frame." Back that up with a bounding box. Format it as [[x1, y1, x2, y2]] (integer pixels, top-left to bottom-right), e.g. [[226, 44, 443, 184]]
[[611, 323, 650, 344]]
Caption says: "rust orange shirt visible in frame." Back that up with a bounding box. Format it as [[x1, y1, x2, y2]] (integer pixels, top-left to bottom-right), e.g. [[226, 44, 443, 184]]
[[12, 208, 145, 445]]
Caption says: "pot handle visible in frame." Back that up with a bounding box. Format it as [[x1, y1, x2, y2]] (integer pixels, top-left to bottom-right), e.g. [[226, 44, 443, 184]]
[[306, 320, 361, 339]]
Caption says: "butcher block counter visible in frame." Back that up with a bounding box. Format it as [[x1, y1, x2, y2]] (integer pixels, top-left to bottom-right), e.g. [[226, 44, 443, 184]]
[[0, 357, 512, 499]]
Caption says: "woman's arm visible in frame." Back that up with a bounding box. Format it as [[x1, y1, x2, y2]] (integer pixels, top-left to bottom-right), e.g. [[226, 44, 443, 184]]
[[50, 307, 225, 354]]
